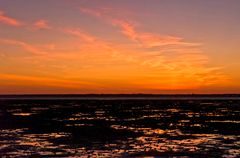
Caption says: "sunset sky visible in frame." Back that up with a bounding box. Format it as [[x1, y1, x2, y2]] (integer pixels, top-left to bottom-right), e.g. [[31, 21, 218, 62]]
[[0, 0, 240, 94]]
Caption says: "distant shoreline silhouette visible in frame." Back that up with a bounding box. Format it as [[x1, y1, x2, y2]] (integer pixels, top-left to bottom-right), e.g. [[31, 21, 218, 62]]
[[0, 94, 240, 100]]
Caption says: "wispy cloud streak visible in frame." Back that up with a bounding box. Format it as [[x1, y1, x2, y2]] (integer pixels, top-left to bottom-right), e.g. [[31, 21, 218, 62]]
[[33, 20, 51, 29], [0, 11, 22, 27], [80, 7, 200, 48], [112, 19, 200, 47], [0, 39, 46, 55]]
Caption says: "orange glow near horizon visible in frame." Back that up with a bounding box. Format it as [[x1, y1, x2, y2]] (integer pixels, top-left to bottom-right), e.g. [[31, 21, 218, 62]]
[[0, 0, 240, 94]]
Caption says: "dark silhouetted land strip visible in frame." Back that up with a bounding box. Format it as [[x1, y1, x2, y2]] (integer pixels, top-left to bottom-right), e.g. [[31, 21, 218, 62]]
[[0, 94, 240, 100]]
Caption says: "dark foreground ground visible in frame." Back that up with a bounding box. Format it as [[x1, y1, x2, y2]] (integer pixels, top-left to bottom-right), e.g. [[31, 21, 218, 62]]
[[0, 97, 239, 157]]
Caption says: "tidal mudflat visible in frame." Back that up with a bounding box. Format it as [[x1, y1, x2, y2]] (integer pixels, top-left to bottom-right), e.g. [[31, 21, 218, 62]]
[[0, 96, 239, 157]]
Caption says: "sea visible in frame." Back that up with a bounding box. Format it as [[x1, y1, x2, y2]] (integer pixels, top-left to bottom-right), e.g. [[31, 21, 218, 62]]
[[0, 95, 239, 157]]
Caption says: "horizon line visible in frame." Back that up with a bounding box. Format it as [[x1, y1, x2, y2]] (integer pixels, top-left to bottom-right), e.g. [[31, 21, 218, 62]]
[[0, 93, 240, 96]]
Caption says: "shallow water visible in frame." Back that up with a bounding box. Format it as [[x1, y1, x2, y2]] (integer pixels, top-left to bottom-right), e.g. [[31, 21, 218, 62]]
[[0, 99, 239, 157]]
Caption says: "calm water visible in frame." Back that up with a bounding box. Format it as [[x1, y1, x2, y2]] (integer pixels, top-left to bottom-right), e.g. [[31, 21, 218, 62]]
[[0, 98, 239, 157]]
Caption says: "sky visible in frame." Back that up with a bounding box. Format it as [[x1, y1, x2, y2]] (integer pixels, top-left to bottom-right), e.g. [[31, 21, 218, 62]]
[[0, 0, 240, 94]]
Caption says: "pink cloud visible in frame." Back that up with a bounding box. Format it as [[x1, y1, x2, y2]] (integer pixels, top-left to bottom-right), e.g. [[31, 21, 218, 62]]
[[63, 28, 97, 43], [112, 19, 200, 47], [112, 20, 138, 40], [80, 8, 200, 48], [0, 39, 46, 55], [0, 11, 22, 27], [33, 20, 51, 29]]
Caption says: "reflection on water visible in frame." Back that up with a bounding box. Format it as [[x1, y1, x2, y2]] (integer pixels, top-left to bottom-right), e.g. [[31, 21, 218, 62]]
[[0, 99, 239, 157], [12, 113, 35, 116]]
